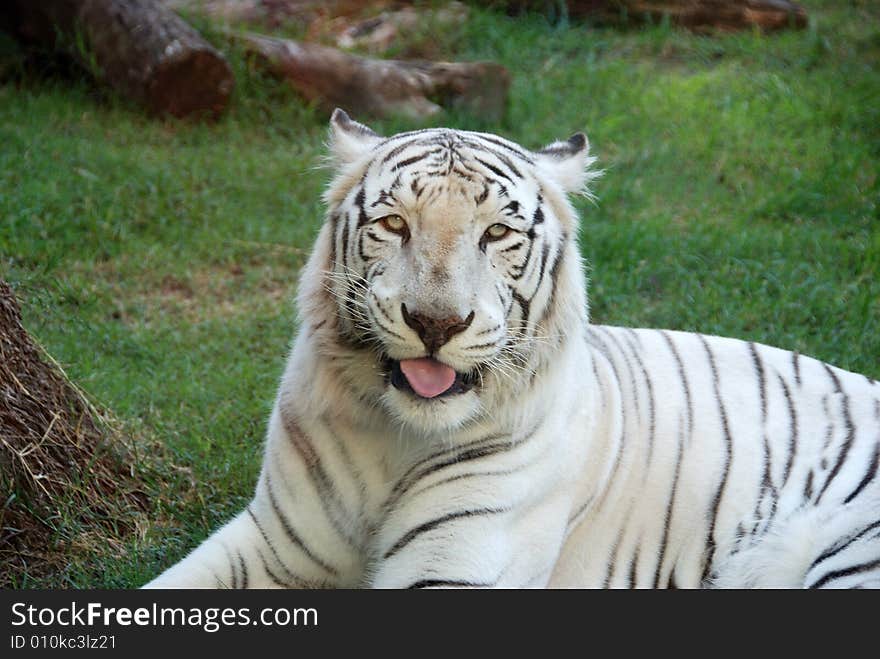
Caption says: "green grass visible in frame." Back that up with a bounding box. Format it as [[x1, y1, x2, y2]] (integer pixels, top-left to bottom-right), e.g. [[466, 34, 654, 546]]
[[1, 1, 878, 587]]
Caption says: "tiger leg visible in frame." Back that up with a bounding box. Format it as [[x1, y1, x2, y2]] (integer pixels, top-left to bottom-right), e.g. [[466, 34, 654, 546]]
[[709, 503, 880, 588], [144, 407, 366, 588], [143, 509, 291, 589], [803, 516, 880, 589]]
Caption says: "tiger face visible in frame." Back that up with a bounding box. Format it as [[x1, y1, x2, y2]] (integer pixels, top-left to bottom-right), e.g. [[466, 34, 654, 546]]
[[310, 110, 597, 434]]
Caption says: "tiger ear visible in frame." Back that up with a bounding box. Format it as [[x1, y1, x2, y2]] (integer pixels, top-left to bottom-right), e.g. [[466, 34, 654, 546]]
[[328, 108, 382, 166], [535, 132, 600, 196]]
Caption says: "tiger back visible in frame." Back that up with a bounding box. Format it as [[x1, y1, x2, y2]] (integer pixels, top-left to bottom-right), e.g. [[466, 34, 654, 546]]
[[145, 111, 880, 589]]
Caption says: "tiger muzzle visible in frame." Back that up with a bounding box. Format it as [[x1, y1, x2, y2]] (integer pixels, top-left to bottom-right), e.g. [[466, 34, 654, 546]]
[[400, 304, 475, 355]]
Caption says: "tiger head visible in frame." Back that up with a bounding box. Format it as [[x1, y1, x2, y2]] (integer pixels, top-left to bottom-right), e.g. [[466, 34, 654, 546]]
[[297, 110, 598, 435]]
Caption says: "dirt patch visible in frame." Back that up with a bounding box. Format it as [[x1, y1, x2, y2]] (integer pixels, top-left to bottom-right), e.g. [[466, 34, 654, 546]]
[[150, 263, 293, 323], [89, 244, 305, 328], [0, 280, 154, 587]]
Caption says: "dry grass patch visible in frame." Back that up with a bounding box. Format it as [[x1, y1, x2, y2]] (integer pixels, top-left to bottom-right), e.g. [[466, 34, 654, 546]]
[[0, 280, 159, 587]]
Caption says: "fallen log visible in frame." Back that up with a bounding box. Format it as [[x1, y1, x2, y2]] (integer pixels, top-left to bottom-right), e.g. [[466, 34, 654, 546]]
[[2, 0, 234, 118], [506, 0, 808, 32], [236, 31, 509, 121]]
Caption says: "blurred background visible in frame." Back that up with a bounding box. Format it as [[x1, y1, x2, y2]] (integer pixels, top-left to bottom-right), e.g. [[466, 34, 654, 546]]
[[0, 0, 877, 587]]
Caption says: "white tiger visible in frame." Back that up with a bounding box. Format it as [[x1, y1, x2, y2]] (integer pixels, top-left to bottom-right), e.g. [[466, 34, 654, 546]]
[[145, 110, 880, 589]]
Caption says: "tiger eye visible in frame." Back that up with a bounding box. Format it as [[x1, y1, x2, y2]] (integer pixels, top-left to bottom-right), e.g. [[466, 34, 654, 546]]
[[379, 215, 408, 234], [485, 223, 511, 241]]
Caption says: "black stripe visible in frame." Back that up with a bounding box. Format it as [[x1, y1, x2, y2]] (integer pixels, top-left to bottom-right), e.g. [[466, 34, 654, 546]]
[[567, 497, 593, 527], [238, 552, 248, 589], [391, 148, 440, 171], [328, 213, 340, 267], [494, 151, 523, 179], [462, 341, 502, 352], [363, 229, 385, 245], [733, 523, 746, 554], [340, 213, 350, 273], [808, 557, 880, 589], [623, 328, 656, 466], [509, 235, 535, 281], [500, 282, 512, 316], [483, 148, 525, 179], [803, 470, 814, 499], [410, 177, 425, 199], [511, 289, 530, 326], [530, 242, 551, 301], [224, 545, 238, 589], [792, 350, 802, 386], [843, 440, 879, 504], [825, 363, 843, 391], [475, 156, 515, 183], [750, 424, 778, 541], [654, 431, 684, 588], [660, 331, 694, 444], [748, 359, 778, 540], [500, 240, 526, 254], [532, 203, 545, 227], [778, 374, 798, 487], [369, 304, 407, 341], [383, 507, 507, 560], [354, 187, 370, 227], [409, 467, 525, 502], [357, 226, 371, 263], [450, 166, 476, 182], [749, 342, 767, 423], [537, 240, 566, 327], [407, 579, 495, 589], [370, 292, 396, 324], [380, 136, 428, 164], [265, 472, 339, 576], [815, 364, 857, 503], [821, 395, 835, 450], [697, 334, 733, 583], [627, 543, 640, 589], [602, 523, 628, 588], [259, 551, 292, 588]]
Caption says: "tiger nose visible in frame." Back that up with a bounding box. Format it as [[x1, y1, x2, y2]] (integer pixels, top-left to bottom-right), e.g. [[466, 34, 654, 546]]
[[400, 304, 475, 354]]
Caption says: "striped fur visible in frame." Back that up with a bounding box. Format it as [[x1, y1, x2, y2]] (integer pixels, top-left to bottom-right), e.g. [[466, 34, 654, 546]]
[[146, 111, 880, 589]]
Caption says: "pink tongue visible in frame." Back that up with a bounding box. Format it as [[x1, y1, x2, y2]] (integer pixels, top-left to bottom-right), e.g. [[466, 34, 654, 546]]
[[399, 358, 457, 399]]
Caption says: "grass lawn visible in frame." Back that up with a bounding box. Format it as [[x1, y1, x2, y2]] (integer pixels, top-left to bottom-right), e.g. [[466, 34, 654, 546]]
[[1, 1, 878, 587]]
